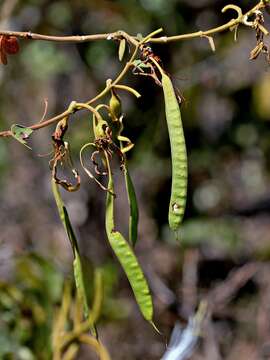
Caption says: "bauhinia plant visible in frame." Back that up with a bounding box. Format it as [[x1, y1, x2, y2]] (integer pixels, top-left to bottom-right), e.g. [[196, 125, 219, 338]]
[[0, 1, 269, 358]]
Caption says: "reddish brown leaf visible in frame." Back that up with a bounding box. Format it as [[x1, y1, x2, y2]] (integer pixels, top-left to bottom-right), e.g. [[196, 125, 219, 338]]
[[4, 36, 19, 54], [0, 35, 19, 65]]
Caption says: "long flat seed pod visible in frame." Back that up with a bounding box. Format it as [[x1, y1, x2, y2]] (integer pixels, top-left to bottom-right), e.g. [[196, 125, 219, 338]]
[[161, 72, 188, 231], [105, 160, 154, 324], [51, 179, 89, 318]]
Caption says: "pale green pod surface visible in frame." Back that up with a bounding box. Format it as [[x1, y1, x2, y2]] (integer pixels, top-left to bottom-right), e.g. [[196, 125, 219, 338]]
[[105, 176, 153, 322], [161, 73, 188, 231]]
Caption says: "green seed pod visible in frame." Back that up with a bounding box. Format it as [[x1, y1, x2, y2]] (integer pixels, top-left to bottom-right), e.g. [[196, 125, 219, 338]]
[[109, 88, 122, 121], [161, 72, 188, 231], [105, 161, 154, 324]]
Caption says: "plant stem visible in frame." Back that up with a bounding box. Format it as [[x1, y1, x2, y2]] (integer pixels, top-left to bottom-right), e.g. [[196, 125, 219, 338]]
[[0, 0, 268, 138]]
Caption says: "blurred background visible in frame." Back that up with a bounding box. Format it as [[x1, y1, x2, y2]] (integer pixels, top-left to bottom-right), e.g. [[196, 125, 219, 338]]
[[1, 0, 270, 359]]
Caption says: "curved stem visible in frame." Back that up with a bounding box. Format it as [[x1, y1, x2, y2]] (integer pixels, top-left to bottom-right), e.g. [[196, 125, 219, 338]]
[[0, 108, 72, 137], [75, 102, 102, 119], [87, 42, 140, 106], [146, 1, 267, 43], [79, 335, 111, 360]]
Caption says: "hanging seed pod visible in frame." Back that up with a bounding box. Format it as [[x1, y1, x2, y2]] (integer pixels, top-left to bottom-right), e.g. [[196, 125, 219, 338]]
[[105, 162, 155, 325], [161, 72, 188, 232]]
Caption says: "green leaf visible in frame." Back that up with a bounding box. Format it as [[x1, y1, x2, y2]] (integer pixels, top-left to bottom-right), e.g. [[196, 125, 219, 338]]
[[123, 165, 139, 246], [10, 124, 33, 149], [132, 59, 148, 68]]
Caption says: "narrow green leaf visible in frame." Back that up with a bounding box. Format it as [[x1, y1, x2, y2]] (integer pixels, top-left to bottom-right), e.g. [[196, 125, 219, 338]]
[[123, 165, 139, 246], [10, 124, 33, 149], [132, 59, 149, 69], [52, 179, 78, 254]]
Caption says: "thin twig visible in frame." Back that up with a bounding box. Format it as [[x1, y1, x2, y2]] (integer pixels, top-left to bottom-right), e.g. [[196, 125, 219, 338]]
[[181, 249, 199, 318], [0, 29, 139, 46]]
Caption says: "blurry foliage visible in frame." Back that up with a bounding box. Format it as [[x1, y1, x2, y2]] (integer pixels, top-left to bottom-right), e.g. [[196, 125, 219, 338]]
[[0, 254, 62, 359], [0, 253, 124, 359], [21, 42, 72, 80]]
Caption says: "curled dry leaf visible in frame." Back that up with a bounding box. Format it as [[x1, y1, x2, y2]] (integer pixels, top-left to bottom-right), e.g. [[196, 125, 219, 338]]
[[50, 119, 81, 192], [250, 41, 265, 60], [249, 10, 270, 65], [207, 36, 216, 52], [249, 41, 270, 63]]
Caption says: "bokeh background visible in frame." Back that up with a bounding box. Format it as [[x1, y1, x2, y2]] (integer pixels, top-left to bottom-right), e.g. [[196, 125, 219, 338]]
[[1, 0, 270, 359]]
